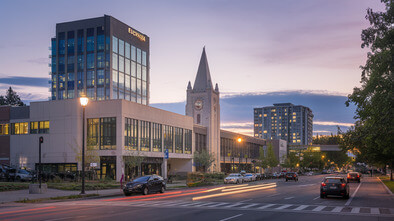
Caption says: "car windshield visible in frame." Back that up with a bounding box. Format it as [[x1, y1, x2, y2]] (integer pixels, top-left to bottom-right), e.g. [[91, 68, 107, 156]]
[[349, 173, 358, 175], [18, 170, 30, 174], [133, 176, 150, 182], [228, 174, 239, 177], [325, 178, 342, 183], [245, 174, 252, 176]]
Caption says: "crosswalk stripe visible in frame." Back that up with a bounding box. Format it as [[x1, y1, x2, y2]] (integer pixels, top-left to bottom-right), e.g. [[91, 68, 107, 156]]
[[370, 208, 380, 214], [332, 206, 344, 213], [275, 204, 293, 210], [207, 203, 228, 207], [224, 203, 243, 208], [351, 207, 360, 213], [258, 204, 276, 209], [240, 203, 259, 209], [193, 202, 217, 207], [312, 206, 326, 212], [294, 205, 308, 211]]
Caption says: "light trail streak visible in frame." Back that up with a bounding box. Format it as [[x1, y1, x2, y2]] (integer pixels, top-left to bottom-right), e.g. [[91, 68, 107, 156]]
[[192, 184, 277, 201]]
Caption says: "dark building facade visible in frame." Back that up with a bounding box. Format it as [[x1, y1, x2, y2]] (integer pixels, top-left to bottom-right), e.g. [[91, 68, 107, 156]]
[[254, 103, 313, 145], [51, 15, 150, 105]]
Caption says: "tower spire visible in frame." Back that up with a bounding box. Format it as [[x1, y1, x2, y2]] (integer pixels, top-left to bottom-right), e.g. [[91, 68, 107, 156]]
[[193, 47, 213, 92]]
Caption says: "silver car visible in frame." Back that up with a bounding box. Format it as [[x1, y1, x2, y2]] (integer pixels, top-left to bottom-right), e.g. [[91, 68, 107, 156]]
[[15, 169, 33, 182], [224, 173, 244, 184]]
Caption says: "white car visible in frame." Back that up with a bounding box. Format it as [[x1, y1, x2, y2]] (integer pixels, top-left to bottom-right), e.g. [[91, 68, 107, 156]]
[[244, 173, 256, 182], [15, 169, 33, 182], [224, 173, 244, 184]]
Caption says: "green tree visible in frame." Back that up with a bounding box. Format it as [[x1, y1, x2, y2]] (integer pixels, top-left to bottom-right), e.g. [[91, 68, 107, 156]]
[[300, 151, 324, 170], [0, 87, 25, 106], [258, 146, 268, 170], [123, 151, 145, 179], [193, 149, 215, 172], [266, 143, 279, 169], [281, 152, 299, 169], [70, 139, 100, 179], [342, 0, 393, 180]]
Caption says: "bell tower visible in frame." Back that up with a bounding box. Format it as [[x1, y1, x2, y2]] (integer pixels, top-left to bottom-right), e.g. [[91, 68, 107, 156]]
[[186, 47, 220, 172]]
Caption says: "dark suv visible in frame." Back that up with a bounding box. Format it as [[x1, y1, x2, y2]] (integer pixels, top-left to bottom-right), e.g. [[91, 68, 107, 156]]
[[321, 177, 349, 199], [347, 172, 360, 183], [285, 172, 298, 182], [123, 175, 166, 196]]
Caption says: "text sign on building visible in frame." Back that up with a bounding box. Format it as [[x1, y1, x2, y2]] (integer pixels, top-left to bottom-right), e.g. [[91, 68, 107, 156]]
[[128, 28, 146, 42]]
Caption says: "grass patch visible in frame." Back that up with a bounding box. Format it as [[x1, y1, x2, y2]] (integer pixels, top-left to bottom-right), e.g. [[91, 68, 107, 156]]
[[0, 182, 30, 192], [380, 176, 394, 193], [15, 194, 99, 203], [47, 182, 119, 191]]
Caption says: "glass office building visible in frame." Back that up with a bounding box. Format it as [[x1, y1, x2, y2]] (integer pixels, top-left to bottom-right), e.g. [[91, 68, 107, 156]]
[[50, 15, 149, 105], [254, 103, 313, 145]]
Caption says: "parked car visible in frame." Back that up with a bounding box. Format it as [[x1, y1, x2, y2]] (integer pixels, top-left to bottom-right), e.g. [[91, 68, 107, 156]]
[[320, 177, 349, 199], [123, 175, 166, 196], [306, 172, 313, 176], [14, 169, 33, 182], [224, 173, 244, 184], [244, 173, 256, 182], [285, 172, 298, 182], [347, 172, 361, 183], [254, 173, 262, 180]]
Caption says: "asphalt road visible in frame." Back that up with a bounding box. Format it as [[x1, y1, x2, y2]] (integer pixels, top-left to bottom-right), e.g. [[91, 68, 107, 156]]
[[0, 175, 393, 221]]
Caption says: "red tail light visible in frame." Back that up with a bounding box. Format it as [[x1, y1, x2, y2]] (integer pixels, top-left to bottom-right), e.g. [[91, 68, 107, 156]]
[[294, 175, 296, 177], [357, 175, 359, 178], [321, 182, 326, 186], [347, 175, 350, 178], [341, 183, 346, 187]]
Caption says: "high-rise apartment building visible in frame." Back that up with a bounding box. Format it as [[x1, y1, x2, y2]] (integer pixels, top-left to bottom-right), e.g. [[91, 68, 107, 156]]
[[50, 15, 149, 105], [254, 103, 313, 145]]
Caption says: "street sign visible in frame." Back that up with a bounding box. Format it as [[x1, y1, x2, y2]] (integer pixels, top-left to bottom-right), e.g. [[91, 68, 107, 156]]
[[164, 149, 169, 159]]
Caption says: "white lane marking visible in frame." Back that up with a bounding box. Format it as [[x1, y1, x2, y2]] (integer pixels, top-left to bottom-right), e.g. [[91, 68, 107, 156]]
[[293, 205, 308, 211], [219, 213, 243, 221], [275, 204, 293, 210], [240, 203, 259, 209], [312, 206, 326, 212], [267, 193, 281, 197], [193, 202, 217, 207], [258, 204, 276, 209], [313, 196, 320, 200], [297, 184, 315, 187], [345, 182, 362, 206], [351, 207, 360, 213], [370, 208, 380, 214], [207, 203, 229, 207], [224, 203, 243, 208], [332, 206, 344, 213], [284, 197, 294, 200], [238, 199, 253, 203]]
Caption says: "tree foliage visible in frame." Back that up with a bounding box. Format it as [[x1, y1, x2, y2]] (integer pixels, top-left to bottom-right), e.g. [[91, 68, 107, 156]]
[[123, 151, 145, 178], [266, 143, 279, 168], [281, 152, 299, 169], [0, 87, 25, 106], [258, 146, 268, 169], [313, 133, 341, 145], [300, 151, 324, 170], [341, 0, 394, 178], [193, 149, 215, 172]]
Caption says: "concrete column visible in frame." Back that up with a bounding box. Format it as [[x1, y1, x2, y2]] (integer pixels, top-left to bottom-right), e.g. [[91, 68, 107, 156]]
[[116, 154, 123, 182], [162, 158, 167, 179]]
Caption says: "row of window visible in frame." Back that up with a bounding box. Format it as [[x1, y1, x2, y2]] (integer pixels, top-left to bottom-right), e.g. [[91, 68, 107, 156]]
[[0, 121, 50, 135], [124, 117, 192, 154]]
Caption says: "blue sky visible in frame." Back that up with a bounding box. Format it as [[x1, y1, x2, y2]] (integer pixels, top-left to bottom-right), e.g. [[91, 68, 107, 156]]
[[0, 0, 384, 135]]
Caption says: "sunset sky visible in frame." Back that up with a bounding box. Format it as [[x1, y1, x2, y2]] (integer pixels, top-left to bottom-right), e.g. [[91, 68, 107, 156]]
[[0, 0, 385, 136]]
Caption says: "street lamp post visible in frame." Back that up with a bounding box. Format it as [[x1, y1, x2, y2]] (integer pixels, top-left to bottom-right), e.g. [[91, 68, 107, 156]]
[[237, 138, 242, 171], [80, 96, 89, 195]]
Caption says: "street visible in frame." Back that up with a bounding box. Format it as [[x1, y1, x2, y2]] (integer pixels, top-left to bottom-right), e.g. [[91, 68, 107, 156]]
[[0, 175, 393, 221]]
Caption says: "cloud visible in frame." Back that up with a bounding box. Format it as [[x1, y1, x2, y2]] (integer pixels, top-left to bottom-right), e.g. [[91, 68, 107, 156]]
[[151, 90, 357, 135], [314, 121, 354, 127], [0, 76, 49, 88]]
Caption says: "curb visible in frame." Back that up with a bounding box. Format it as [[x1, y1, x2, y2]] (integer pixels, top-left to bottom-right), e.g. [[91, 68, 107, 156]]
[[377, 177, 393, 196]]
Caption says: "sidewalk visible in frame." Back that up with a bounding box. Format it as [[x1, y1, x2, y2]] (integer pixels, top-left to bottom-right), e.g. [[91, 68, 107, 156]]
[[0, 183, 187, 204]]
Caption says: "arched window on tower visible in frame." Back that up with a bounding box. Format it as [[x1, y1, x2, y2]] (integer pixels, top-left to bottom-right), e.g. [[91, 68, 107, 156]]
[[197, 114, 201, 124]]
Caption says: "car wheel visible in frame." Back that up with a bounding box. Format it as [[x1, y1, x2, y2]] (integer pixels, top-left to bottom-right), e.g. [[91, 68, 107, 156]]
[[236, 180, 239, 184], [320, 194, 325, 198], [124, 192, 131, 196], [358, 180, 360, 183], [16, 176, 21, 182], [285, 179, 288, 182], [142, 187, 149, 195], [344, 193, 349, 199], [160, 186, 165, 193]]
